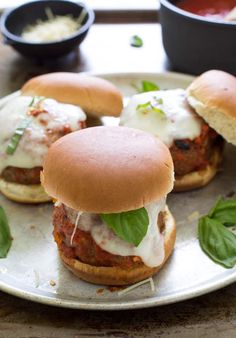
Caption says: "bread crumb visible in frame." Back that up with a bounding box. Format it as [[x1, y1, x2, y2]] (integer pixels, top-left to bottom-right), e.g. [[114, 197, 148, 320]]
[[96, 288, 104, 294], [187, 211, 200, 222], [50, 280, 56, 286]]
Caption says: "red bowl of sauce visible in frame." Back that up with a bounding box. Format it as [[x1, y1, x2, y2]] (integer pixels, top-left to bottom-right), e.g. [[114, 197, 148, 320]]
[[160, 0, 236, 75], [177, 0, 236, 21]]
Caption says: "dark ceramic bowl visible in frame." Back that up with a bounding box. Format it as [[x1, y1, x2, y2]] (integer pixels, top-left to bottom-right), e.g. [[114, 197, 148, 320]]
[[0, 0, 95, 58], [160, 0, 236, 75]]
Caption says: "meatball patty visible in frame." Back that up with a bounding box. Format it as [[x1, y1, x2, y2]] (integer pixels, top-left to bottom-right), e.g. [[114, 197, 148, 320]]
[[170, 124, 224, 176], [1, 166, 41, 184], [53, 204, 165, 269]]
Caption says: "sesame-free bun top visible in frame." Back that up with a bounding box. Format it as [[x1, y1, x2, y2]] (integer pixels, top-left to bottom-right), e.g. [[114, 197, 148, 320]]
[[21, 72, 123, 117], [187, 70, 236, 145], [42, 126, 174, 213]]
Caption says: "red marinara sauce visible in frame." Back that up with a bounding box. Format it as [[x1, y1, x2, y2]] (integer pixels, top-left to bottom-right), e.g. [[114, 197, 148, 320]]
[[177, 0, 236, 20]]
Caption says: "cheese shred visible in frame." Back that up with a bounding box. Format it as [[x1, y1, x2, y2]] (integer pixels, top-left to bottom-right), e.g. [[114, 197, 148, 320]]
[[70, 212, 83, 246], [118, 277, 155, 296]]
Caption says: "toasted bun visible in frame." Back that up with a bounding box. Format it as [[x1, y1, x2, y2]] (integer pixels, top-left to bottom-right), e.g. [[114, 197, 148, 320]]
[[57, 206, 176, 286], [42, 126, 174, 213], [0, 178, 50, 203], [21, 72, 123, 118], [187, 70, 236, 145], [174, 146, 222, 192]]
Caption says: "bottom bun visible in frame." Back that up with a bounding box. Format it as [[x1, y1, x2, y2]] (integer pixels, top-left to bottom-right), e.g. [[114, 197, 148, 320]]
[[58, 206, 176, 286], [0, 178, 51, 203], [174, 146, 223, 192]]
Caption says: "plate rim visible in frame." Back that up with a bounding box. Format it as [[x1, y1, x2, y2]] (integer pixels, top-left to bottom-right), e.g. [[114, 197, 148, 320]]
[[1, 70, 235, 311]]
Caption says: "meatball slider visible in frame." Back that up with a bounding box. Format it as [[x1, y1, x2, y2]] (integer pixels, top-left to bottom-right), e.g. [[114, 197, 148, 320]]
[[42, 126, 176, 286], [0, 73, 123, 204], [22, 72, 123, 118], [120, 89, 223, 192], [187, 70, 236, 146]]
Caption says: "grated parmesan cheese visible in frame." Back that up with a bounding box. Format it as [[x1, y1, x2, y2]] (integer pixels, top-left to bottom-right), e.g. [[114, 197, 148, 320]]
[[21, 7, 87, 43]]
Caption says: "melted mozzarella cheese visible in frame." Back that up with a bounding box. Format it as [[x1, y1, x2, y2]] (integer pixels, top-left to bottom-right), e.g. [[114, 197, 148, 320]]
[[0, 96, 86, 173], [68, 198, 166, 268], [120, 89, 202, 147]]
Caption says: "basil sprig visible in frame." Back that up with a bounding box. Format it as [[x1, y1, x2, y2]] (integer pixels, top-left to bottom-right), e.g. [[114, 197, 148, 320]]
[[198, 198, 236, 268], [6, 118, 31, 155], [130, 35, 143, 47], [100, 207, 149, 247], [0, 206, 12, 258]]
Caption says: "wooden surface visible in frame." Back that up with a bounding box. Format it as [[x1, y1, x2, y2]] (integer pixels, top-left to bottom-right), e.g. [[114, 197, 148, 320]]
[[0, 23, 170, 97], [0, 21, 236, 338]]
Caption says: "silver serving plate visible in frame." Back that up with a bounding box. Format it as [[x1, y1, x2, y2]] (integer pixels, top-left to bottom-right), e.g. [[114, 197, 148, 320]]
[[0, 72, 235, 310]]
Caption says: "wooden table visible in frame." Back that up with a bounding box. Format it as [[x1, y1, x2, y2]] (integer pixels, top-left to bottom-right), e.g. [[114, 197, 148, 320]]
[[0, 18, 236, 338]]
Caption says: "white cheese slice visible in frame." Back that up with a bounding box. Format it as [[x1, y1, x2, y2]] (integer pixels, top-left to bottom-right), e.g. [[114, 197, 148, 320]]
[[120, 89, 202, 147], [0, 96, 86, 173]]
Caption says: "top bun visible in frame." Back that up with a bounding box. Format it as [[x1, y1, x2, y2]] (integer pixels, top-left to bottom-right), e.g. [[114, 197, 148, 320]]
[[21, 72, 123, 118], [42, 126, 174, 213], [187, 70, 236, 145]]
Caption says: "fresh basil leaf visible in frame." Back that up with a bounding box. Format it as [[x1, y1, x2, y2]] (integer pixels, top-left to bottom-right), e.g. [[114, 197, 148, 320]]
[[150, 104, 165, 116], [132, 80, 160, 93], [6, 118, 31, 155], [29, 96, 36, 107], [198, 216, 236, 268], [208, 198, 236, 227], [0, 206, 12, 258], [136, 101, 151, 110], [100, 207, 149, 247], [208, 197, 222, 218], [130, 35, 143, 47], [141, 80, 160, 92], [136, 100, 165, 117]]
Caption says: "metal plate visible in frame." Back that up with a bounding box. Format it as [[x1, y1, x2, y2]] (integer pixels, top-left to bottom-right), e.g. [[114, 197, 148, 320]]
[[0, 72, 236, 310]]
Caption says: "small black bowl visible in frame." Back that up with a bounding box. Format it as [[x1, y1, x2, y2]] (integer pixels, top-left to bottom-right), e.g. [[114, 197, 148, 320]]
[[160, 0, 236, 75], [0, 0, 95, 58]]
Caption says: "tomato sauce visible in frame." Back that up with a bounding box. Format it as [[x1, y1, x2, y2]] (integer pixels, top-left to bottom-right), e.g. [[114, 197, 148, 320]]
[[177, 0, 236, 20]]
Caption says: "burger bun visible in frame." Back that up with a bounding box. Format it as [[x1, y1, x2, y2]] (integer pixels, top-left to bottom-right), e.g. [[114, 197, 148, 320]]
[[0, 178, 50, 203], [187, 70, 236, 146], [21, 72, 123, 118]]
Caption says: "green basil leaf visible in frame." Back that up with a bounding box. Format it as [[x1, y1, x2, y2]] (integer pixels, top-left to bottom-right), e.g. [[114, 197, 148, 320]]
[[150, 104, 165, 116], [198, 216, 236, 268], [141, 80, 160, 92], [208, 198, 236, 227], [0, 206, 12, 258], [130, 35, 143, 47], [6, 118, 31, 155], [100, 207, 149, 247], [132, 80, 160, 93], [136, 100, 165, 117], [136, 101, 151, 110], [29, 96, 36, 107]]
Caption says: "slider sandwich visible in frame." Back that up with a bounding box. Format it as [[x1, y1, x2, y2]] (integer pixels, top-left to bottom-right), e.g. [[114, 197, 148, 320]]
[[120, 86, 224, 191], [187, 70, 236, 147], [42, 126, 176, 285], [0, 73, 123, 203]]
